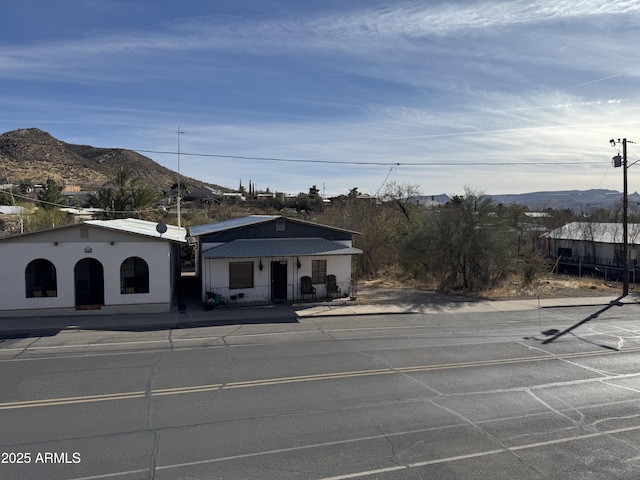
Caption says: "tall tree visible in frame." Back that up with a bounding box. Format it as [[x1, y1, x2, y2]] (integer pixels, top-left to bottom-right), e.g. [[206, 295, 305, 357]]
[[309, 185, 320, 198], [94, 167, 158, 219], [37, 178, 64, 210]]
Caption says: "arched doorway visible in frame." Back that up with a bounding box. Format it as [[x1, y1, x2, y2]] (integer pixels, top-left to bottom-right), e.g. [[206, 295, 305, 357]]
[[74, 258, 104, 309]]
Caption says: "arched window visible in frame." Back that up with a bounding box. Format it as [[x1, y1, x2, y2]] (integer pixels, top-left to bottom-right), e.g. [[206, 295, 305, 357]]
[[25, 259, 57, 298], [120, 257, 149, 294]]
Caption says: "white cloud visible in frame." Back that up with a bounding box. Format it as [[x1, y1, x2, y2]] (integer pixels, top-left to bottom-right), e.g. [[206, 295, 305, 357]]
[[2, 0, 640, 197], [2, 0, 636, 74]]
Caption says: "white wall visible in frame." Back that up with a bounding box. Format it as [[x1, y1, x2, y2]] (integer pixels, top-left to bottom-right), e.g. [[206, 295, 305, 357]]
[[202, 255, 353, 302], [0, 239, 174, 316]]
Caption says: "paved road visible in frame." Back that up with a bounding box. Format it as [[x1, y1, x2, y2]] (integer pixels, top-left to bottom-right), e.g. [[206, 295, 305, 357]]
[[2, 301, 640, 479]]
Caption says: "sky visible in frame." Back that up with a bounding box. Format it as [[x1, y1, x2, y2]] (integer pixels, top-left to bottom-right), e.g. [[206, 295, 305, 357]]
[[2, 0, 640, 198]]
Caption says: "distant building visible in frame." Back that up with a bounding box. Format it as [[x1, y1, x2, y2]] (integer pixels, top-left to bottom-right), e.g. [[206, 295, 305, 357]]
[[59, 207, 105, 222], [222, 192, 245, 202], [0, 206, 29, 235], [184, 186, 221, 202], [0, 206, 29, 215], [540, 222, 640, 281]]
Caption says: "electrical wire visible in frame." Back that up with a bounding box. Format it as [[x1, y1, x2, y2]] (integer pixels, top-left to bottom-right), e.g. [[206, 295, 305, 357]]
[[0, 139, 612, 166], [375, 164, 399, 197], [0, 190, 161, 215], [134, 149, 607, 166]]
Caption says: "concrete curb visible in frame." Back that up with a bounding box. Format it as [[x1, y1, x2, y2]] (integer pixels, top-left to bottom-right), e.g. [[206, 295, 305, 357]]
[[2, 295, 640, 336]]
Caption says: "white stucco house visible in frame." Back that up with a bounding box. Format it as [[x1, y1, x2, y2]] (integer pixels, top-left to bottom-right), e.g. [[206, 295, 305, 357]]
[[189, 215, 362, 305], [0, 218, 186, 317]]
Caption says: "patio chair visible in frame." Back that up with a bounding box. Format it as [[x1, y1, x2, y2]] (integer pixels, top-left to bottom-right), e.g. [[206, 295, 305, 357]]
[[300, 276, 316, 301], [326, 274, 341, 299]]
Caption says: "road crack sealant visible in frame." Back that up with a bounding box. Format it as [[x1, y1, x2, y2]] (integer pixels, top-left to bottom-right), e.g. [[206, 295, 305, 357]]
[[167, 323, 179, 352], [426, 396, 549, 479], [10, 336, 42, 360], [144, 353, 167, 431], [199, 329, 241, 413], [307, 318, 340, 340], [147, 430, 161, 480], [352, 345, 550, 475], [373, 424, 403, 468], [525, 388, 586, 428]]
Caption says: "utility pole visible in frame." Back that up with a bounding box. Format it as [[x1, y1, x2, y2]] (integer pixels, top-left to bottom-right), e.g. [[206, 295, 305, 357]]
[[177, 127, 185, 229], [623, 138, 628, 296], [611, 138, 632, 296]]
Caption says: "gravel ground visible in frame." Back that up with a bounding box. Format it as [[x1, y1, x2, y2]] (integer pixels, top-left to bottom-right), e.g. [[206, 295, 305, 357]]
[[357, 275, 625, 305]]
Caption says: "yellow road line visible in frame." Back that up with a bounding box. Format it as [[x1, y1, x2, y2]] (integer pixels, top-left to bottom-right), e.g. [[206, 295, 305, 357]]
[[0, 347, 635, 411]]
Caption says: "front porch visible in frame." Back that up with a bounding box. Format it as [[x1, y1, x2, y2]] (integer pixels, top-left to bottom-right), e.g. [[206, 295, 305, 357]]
[[203, 279, 357, 309]]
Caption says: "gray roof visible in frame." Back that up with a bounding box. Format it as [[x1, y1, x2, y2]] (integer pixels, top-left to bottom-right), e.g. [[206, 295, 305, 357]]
[[203, 237, 363, 259], [189, 215, 280, 237], [543, 222, 640, 245], [189, 214, 360, 237]]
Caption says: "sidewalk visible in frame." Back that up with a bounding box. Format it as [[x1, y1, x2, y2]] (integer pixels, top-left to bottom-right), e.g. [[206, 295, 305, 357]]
[[1, 293, 638, 337], [295, 294, 640, 318]]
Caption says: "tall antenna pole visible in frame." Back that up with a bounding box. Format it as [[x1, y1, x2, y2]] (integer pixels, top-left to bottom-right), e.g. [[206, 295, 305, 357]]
[[177, 127, 185, 228]]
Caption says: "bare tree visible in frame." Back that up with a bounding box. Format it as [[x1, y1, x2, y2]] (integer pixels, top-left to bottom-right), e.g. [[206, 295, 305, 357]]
[[380, 181, 421, 223]]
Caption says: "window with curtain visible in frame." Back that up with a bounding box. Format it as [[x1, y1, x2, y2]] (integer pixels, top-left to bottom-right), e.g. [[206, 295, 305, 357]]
[[312, 259, 327, 284]]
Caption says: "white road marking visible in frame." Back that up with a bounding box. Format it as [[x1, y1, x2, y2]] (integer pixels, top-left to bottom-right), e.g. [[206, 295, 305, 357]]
[[64, 422, 640, 480]]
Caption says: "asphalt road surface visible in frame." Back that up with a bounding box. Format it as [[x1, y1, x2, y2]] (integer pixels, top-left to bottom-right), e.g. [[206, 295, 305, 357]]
[[2, 302, 640, 479]]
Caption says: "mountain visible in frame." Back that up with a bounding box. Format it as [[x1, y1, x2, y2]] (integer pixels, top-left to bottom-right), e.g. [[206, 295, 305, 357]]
[[417, 189, 639, 211], [486, 189, 640, 211], [2, 128, 634, 212], [0, 128, 216, 191]]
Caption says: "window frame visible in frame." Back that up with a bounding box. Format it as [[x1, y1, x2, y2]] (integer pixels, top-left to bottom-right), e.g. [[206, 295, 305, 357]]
[[25, 258, 57, 298], [311, 259, 327, 284], [229, 261, 254, 289], [120, 256, 150, 294]]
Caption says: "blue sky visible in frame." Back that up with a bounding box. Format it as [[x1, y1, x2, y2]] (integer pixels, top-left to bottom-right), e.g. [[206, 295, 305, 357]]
[[2, 0, 640, 197]]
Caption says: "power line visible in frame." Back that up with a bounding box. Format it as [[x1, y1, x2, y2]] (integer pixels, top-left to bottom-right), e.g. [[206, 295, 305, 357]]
[[0, 190, 161, 215], [134, 149, 607, 166], [375, 164, 398, 197], [0, 139, 613, 166]]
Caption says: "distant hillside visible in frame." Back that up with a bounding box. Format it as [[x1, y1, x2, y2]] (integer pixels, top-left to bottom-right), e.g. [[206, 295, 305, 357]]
[[0, 128, 219, 191], [486, 189, 640, 211], [418, 189, 639, 211]]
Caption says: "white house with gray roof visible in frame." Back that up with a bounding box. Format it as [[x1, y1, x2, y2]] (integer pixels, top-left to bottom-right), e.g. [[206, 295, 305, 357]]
[[189, 215, 362, 305], [0, 218, 186, 317]]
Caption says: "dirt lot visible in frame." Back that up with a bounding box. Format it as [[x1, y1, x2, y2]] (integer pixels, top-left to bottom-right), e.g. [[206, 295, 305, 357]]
[[358, 274, 624, 305]]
